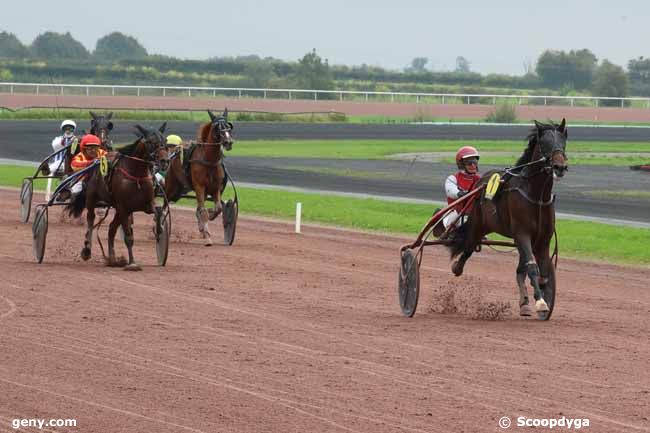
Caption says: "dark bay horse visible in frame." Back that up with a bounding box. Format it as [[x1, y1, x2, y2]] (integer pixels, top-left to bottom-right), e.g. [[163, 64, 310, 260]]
[[448, 119, 569, 318], [89, 111, 114, 150], [164, 109, 233, 246], [65, 123, 169, 270]]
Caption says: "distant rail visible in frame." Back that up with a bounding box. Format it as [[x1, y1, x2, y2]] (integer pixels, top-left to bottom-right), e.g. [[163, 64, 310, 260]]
[[1, 82, 648, 109]]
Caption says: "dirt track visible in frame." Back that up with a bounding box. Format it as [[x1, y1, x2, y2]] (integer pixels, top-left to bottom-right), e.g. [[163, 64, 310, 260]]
[[4, 93, 650, 122], [0, 189, 648, 433]]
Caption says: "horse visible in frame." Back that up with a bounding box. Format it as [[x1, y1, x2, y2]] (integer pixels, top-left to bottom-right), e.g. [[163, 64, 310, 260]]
[[447, 119, 569, 319], [65, 123, 170, 270], [163, 109, 234, 246], [89, 111, 114, 150]]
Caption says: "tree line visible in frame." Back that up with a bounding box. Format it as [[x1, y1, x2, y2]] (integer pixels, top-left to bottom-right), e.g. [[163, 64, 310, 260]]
[[0, 30, 646, 102]]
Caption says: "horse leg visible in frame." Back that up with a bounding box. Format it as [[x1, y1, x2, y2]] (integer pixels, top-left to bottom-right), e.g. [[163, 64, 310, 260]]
[[516, 252, 533, 316], [450, 223, 481, 277], [107, 212, 122, 266], [515, 237, 548, 313], [80, 206, 95, 261], [122, 212, 141, 271], [195, 185, 212, 246]]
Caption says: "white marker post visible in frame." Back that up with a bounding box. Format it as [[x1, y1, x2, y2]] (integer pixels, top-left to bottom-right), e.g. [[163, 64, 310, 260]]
[[295, 202, 302, 234]]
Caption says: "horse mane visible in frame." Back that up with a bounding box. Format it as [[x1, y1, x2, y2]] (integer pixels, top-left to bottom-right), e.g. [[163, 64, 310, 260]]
[[198, 122, 214, 143], [118, 139, 141, 156], [516, 121, 558, 166]]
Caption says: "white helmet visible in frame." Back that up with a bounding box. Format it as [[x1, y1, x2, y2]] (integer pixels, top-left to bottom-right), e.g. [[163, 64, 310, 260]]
[[60, 119, 76, 132]]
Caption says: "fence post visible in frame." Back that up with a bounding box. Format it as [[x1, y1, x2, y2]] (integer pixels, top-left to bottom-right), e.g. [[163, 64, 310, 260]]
[[10, 85, 13, 95], [595, 99, 599, 107], [416, 95, 420, 104], [493, 96, 496, 104], [314, 91, 317, 101], [112, 87, 115, 96], [518, 97, 522, 105], [571, 98, 574, 107], [36, 85, 39, 95], [466, 95, 470, 104], [86, 86, 89, 97], [365, 93, 368, 102], [339, 92, 342, 101], [61, 86, 64, 96], [391, 93, 394, 102], [238, 89, 242, 99], [162, 88, 166, 97], [442, 95, 445, 104], [137, 88, 140, 97], [264, 90, 267, 99], [289, 91, 292, 100], [544, 97, 547, 106], [188, 89, 191, 97]]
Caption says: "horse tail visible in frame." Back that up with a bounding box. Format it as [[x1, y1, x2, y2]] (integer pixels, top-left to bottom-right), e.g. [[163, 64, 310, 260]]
[[64, 191, 86, 218]]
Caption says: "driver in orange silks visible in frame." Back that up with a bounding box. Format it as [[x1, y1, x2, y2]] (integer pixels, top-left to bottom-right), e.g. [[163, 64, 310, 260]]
[[70, 134, 107, 195]]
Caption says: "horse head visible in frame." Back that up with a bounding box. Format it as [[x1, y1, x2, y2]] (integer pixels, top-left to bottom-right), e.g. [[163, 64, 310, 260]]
[[533, 119, 569, 178], [90, 111, 114, 149], [133, 122, 170, 171], [207, 108, 234, 151]]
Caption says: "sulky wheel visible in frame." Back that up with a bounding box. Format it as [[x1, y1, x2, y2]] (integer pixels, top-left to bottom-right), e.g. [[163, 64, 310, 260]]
[[155, 206, 171, 266], [398, 249, 420, 317], [32, 204, 48, 263], [537, 265, 556, 321], [222, 199, 238, 246], [20, 178, 33, 223]]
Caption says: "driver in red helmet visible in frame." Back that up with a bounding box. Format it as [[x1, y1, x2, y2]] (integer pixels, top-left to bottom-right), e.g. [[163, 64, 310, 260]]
[[442, 145, 481, 230]]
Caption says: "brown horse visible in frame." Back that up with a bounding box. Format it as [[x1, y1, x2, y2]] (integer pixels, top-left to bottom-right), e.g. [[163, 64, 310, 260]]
[[164, 109, 233, 246], [89, 111, 114, 150], [448, 119, 569, 319], [65, 123, 169, 270]]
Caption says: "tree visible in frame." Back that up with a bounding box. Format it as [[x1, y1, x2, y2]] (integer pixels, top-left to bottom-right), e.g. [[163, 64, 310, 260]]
[[627, 56, 650, 95], [30, 31, 89, 60], [0, 31, 28, 59], [455, 56, 471, 73], [294, 48, 334, 90], [243, 61, 276, 87], [592, 60, 629, 106], [94, 32, 147, 61], [535, 49, 597, 90], [406, 57, 428, 73]]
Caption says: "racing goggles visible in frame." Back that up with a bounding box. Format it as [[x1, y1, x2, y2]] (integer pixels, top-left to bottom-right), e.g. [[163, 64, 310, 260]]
[[463, 157, 479, 165]]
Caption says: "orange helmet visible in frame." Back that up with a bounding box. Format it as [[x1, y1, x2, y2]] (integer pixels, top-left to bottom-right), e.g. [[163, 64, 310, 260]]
[[80, 134, 101, 152], [455, 146, 480, 169]]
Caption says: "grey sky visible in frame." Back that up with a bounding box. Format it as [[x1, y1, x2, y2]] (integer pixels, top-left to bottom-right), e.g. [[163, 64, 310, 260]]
[[2, 0, 646, 74]]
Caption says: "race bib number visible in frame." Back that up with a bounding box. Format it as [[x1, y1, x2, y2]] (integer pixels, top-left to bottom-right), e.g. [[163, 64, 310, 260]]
[[99, 156, 109, 177], [70, 138, 78, 154], [485, 173, 501, 200]]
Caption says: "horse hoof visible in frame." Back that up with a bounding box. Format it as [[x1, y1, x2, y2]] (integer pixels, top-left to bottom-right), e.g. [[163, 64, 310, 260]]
[[124, 263, 142, 272], [451, 261, 464, 277], [204, 238, 213, 247], [535, 299, 549, 312], [80, 247, 91, 261], [519, 304, 534, 316]]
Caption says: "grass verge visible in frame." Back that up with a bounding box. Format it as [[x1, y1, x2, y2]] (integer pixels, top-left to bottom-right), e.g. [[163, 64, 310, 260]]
[[3, 164, 648, 266], [229, 139, 650, 166]]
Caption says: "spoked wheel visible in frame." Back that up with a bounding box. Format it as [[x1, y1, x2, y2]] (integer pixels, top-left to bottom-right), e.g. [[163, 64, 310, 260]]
[[20, 178, 33, 223], [398, 249, 420, 317], [32, 204, 48, 263], [537, 266, 556, 321], [155, 206, 171, 266], [222, 199, 238, 246]]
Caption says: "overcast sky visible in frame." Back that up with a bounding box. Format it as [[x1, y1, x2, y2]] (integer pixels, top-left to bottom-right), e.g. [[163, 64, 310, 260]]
[[2, 0, 646, 75]]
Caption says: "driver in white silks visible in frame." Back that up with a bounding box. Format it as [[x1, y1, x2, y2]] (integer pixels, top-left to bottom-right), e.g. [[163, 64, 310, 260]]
[[49, 119, 78, 175], [442, 146, 481, 231]]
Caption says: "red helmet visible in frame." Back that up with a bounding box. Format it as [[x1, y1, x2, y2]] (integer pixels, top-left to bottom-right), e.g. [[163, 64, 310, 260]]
[[455, 146, 480, 169], [80, 134, 101, 152]]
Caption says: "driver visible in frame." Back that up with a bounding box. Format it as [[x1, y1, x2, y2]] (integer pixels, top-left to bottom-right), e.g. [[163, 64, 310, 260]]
[[442, 145, 481, 230], [48, 119, 78, 175], [69, 134, 107, 196]]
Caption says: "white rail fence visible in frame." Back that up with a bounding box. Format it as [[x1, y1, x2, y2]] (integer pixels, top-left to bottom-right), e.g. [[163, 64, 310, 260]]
[[1, 82, 648, 109]]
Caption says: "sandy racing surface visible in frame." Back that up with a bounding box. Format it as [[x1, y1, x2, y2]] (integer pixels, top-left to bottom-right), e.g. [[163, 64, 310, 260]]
[[0, 189, 649, 432]]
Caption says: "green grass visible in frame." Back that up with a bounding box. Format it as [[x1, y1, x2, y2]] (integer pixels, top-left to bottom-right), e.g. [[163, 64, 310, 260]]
[[3, 164, 648, 266], [583, 190, 650, 199], [228, 139, 650, 166]]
